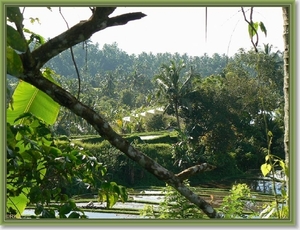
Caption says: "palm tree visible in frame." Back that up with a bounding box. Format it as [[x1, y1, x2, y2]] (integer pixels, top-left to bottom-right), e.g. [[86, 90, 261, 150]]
[[154, 60, 194, 132], [101, 72, 116, 98]]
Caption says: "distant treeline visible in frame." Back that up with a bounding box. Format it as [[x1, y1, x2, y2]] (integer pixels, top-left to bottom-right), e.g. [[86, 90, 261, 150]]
[[46, 41, 231, 80]]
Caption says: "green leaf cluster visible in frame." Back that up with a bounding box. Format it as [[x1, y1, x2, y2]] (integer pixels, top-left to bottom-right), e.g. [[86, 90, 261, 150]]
[[6, 113, 112, 218], [6, 7, 26, 77], [98, 182, 128, 209], [259, 134, 289, 219], [142, 180, 204, 219], [6, 7, 46, 77], [220, 183, 258, 219], [248, 21, 267, 38], [261, 154, 288, 178]]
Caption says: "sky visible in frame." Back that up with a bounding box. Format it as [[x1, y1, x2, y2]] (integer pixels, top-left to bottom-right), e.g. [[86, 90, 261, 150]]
[[22, 6, 284, 57]]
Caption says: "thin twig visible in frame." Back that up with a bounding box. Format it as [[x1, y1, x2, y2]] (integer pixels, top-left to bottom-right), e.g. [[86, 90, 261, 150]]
[[249, 7, 259, 47], [241, 7, 258, 52], [59, 7, 81, 100], [205, 7, 208, 43], [31, 9, 146, 67]]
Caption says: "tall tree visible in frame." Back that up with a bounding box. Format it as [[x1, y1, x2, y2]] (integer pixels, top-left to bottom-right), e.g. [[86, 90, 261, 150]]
[[282, 6, 289, 195], [154, 60, 194, 131]]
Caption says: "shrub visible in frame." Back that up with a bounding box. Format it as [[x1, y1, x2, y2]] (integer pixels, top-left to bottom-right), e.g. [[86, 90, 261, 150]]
[[145, 114, 166, 131], [140, 180, 204, 219]]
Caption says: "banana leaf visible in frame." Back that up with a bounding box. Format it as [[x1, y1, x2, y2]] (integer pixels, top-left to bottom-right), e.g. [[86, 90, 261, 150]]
[[7, 76, 60, 125]]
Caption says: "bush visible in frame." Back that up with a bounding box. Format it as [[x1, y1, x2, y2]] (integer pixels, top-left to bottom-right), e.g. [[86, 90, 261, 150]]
[[145, 114, 166, 131], [140, 180, 204, 219], [220, 183, 258, 219]]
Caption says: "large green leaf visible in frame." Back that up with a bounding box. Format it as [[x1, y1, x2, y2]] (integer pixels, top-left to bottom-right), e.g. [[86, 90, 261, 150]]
[[6, 46, 23, 77], [7, 25, 27, 52], [6, 186, 29, 218], [7, 79, 60, 125], [248, 21, 259, 38]]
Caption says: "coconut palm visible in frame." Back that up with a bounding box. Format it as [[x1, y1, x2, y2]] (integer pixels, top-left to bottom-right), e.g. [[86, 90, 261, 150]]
[[154, 60, 195, 132]]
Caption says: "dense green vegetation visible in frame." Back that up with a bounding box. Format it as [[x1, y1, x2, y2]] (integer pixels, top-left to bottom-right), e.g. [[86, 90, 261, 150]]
[[6, 41, 285, 217], [31, 41, 284, 187], [6, 7, 288, 220]]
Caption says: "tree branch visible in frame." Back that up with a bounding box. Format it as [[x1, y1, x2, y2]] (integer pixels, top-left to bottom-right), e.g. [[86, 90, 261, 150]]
[[29, 7, 146, 69], [241, 7, 258, 53], [175, 163, 216, 182]]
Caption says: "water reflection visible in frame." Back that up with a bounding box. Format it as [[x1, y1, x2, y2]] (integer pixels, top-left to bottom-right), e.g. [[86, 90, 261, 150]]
[[235, 170, 286, 195]]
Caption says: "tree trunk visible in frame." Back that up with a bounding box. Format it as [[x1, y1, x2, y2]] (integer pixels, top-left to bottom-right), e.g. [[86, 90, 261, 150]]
[[175, 102, 181, 132], [282, 6, 289, 192]]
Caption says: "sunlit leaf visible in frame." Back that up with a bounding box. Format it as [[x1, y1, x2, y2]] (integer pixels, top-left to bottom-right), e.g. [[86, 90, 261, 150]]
[[15, 140, 30, 153], [267, 131, 273, 137], [6, 79, 60, 125], [248, 22, 259, 38], [37, 161, 46, 180], [260, 163, 271, 177], [279, 160, 286, 170], [265, 155, 269, 161], [279, 161, 289, 177], [6, 186, 29, 218], [106, 189, 119, 209], [118, 186, 128, 202]]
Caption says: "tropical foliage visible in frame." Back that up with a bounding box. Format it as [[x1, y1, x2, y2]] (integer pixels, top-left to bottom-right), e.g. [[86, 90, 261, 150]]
[[5, 6, 289, 220], [6, 113, 127, 218]]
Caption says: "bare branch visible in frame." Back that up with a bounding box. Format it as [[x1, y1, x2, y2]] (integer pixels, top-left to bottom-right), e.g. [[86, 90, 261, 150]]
[[59, 7, 81, 100], [29, 8, 146, 69], [176, 163, 216, 182]]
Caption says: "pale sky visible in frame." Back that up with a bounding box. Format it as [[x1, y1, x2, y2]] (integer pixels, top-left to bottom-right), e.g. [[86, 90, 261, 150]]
[[22, 6, 284, 57]]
